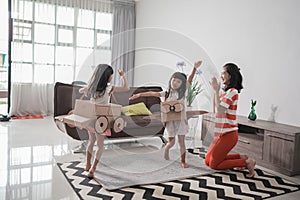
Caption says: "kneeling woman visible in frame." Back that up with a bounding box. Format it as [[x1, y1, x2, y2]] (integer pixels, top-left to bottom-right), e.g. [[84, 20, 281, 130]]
[[205, 63, 256, 178]]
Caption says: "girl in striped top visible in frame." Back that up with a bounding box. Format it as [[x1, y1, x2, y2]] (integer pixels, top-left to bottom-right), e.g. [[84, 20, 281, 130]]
[[205, 63, 256, 178]]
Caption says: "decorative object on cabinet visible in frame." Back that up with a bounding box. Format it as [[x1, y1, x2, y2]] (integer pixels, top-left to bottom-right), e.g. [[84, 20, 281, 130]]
[[248, 99, 257, 121], [268, 104, 278, 122]]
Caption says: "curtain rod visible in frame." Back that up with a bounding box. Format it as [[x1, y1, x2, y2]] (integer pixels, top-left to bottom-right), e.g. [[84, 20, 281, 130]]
[[17, 0, 115, 12], [18, 0, 113, 6], [20, 0, 135, 5]]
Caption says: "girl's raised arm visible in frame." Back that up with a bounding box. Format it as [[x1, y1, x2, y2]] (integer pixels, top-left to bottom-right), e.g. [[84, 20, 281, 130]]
[[114, 70, 130, 92], [79, 87, 88, 96], [129, 91, 161, 100], [187, 60, 202, 88]]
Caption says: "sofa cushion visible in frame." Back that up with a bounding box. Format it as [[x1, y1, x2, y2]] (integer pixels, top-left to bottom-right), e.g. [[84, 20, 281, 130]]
[[123, 115, 152, 127], [121, 102, 152, 116]]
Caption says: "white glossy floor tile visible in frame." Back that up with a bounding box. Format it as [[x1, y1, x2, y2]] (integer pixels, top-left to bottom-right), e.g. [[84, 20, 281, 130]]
[[0, 116, 81, 200]]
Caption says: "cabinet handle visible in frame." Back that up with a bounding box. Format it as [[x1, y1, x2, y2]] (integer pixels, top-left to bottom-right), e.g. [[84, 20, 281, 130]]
[[238, 139, 250, 144], [266, 134, 293, 142]]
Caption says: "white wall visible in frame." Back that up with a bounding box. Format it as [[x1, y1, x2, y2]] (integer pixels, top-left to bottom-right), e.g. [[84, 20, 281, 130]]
[[134, 0, 300, 127]]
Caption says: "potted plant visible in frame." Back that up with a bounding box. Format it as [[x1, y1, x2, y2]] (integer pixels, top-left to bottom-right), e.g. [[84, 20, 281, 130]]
[[186, 80, 203, 107]]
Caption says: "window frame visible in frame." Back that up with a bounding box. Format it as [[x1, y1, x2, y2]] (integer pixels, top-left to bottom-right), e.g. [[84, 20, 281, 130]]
[[11, 1, 113, 84]]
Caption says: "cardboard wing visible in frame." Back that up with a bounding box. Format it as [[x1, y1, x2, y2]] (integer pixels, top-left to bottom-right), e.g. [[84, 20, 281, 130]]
[[62, 114, 93, 129]]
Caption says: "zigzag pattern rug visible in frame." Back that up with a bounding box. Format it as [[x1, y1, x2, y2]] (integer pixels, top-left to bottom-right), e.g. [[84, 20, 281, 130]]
[[57, 147, 300, 200]]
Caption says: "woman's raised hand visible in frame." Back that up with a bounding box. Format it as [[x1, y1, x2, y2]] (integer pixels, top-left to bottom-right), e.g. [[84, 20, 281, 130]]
[[210, 77, 220, 92]]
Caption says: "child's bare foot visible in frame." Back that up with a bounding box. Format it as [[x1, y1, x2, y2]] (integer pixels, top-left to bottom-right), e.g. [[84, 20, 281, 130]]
[[87, 168, 95, 178], [181, 162, 189, 168], [85, 163, 91, 171], [246, 159, 256, 178], [164, 150, 170, 160], [87, 171, 94, 178]]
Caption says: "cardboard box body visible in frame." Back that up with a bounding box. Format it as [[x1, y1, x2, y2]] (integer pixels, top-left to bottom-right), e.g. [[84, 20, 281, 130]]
[[160, 100, 186, 122], [74, 99, 122, 118]]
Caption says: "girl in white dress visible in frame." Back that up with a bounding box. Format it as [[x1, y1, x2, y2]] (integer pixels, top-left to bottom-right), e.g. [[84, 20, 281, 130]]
[[130, 61, 202, 168], [79, 64, 129, 177]]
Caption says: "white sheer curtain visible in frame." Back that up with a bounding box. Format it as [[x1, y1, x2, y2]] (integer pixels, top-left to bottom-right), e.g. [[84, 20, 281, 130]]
[[10, 0, 113, 116], [10, 83, 54, 116], [111, 0, 135, 86]]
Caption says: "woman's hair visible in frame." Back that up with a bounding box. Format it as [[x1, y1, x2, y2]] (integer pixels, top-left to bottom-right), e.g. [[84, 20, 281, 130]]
[[223, 63, 243, 93], [87, 64, 114, 98], [166, 72, 187, 100]]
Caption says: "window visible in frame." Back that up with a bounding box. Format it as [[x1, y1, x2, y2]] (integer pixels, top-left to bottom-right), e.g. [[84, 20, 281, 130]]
[[34, 24, 55, 44], [77, 28, 94, 47], [57, 27, 73, 44], [13, 21, 32, 41], [12, 0, 113, 84]]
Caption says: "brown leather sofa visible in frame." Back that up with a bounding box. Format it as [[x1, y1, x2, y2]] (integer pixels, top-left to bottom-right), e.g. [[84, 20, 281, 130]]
[[54, 82, 166, 142]]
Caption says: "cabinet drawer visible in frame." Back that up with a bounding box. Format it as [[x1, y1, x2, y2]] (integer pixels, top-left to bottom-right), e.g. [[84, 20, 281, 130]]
[[232, 133, 264, 160], [263, 130, 294, 170]]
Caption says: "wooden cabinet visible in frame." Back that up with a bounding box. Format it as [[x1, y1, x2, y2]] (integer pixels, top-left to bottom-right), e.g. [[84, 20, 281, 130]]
[[233, 131, 264, 161], [201, 113, 300, 176], [201, 116, 214, 147], [263, 130, 300, 175]]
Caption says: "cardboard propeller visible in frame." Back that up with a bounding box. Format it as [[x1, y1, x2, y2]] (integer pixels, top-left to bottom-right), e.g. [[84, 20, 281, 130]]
[[160, 100, 186, 122], [161, 101, 184, 113]]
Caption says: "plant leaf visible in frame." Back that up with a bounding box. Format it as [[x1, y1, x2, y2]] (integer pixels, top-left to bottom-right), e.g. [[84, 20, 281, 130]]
[[186, 81, 203, 106]]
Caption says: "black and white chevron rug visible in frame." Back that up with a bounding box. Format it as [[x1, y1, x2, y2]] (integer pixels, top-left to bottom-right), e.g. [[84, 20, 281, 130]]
[[57, 147, 300, 200]]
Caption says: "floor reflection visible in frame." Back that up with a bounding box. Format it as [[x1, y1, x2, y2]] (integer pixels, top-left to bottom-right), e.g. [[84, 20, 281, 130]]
[[0, 117, 79, 200]]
